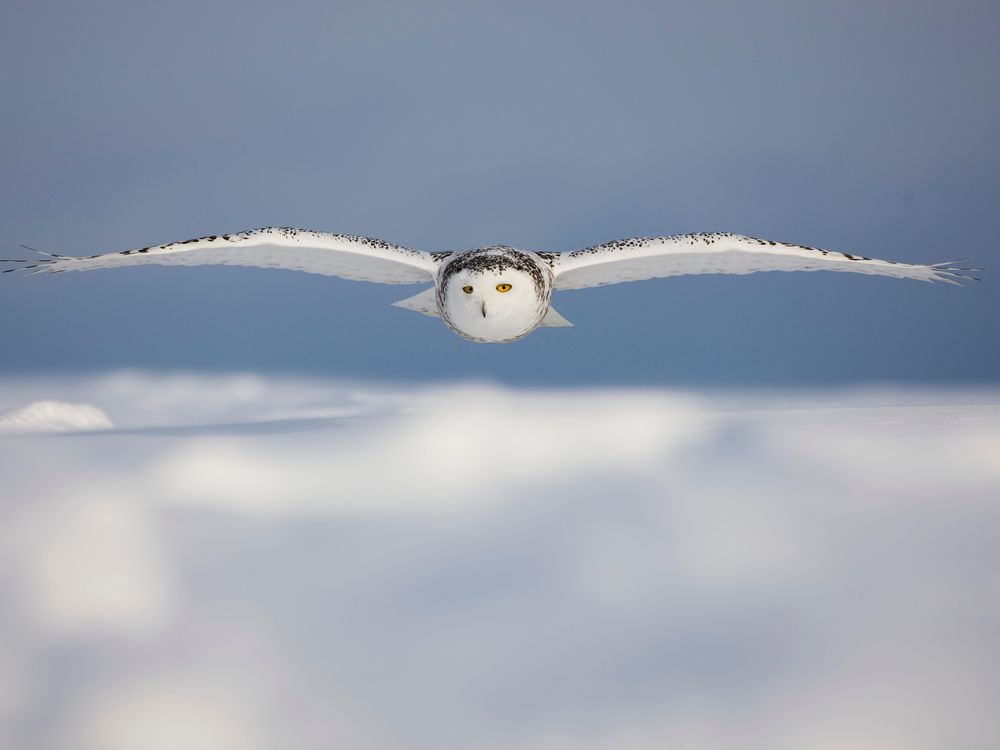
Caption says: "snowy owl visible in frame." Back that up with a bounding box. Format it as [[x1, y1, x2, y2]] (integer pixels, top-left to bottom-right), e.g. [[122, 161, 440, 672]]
[[2, 227, 977, 343]]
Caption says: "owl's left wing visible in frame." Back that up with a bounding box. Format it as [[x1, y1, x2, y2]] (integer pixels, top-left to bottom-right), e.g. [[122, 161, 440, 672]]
[[2, 227, 438, 284], [550, 233, 976, 290]]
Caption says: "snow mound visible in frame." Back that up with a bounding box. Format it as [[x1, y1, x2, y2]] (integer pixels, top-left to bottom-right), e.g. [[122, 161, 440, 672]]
[[0, 400, 114, 433]]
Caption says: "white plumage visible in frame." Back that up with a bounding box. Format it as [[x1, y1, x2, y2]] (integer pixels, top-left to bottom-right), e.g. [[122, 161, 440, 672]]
[[2, 226, 977, 343], [551, 232, 968, 288]]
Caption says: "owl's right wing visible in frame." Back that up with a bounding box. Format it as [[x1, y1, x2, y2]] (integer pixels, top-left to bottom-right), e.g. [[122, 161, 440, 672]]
[[2, 226, 439, 284]]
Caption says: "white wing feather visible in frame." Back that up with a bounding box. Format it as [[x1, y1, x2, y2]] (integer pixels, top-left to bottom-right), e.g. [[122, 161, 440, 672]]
[[391, 286, 439, 317], [551, 233, 975, 290], [3, 227, 437, 284]]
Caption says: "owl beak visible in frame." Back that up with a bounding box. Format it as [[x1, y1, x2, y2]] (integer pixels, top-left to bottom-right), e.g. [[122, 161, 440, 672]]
[[481, 301, 487, 318]]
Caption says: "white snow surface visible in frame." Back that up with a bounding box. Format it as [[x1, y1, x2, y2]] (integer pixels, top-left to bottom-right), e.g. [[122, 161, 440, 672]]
[[0, 399, 113, 433], [0, 371, 998, 750]]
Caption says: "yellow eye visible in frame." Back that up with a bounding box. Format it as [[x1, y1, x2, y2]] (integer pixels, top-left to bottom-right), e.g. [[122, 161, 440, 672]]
[[496, 283, 512, 293], [462, 285, 473, 294]]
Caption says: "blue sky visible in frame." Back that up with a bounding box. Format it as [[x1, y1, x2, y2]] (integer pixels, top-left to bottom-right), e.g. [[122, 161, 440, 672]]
[[1, 0, 997, 384]]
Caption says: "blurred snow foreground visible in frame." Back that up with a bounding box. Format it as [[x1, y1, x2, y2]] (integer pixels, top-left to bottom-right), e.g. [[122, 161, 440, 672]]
[[1, 372, 999, 750], [0, 400, 113, 433]]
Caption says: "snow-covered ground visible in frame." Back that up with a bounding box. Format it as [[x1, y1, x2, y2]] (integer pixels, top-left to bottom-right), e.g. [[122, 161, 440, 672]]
[[1, 372, 998, 750]]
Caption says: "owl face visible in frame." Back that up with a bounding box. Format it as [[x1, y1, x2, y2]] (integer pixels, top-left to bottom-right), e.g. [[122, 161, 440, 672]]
[[440, 260, 548, 342]]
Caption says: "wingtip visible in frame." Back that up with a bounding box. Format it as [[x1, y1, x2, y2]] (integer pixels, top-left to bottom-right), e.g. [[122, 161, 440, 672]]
[[19, 243, 65, 258], [927, 258, 986, 286], [0, 256, 58, 277]]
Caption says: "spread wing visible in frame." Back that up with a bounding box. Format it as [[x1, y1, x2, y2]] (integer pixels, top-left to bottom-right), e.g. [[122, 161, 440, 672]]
[[2, 227, 438, 284], [551, 233, 978, 290]]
